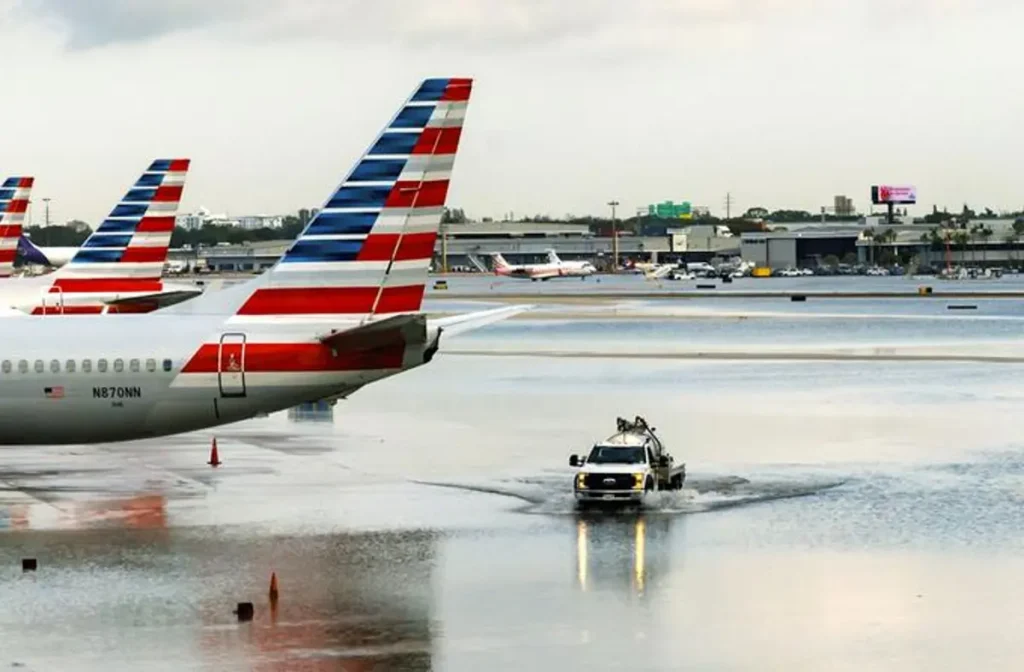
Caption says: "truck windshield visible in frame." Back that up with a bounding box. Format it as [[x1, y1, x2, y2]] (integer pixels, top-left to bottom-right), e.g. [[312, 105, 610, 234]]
[[587, 446, 646, 464]]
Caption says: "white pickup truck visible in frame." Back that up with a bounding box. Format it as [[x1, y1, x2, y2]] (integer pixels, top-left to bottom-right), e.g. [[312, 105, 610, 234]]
[[569, 416, 686, 509]]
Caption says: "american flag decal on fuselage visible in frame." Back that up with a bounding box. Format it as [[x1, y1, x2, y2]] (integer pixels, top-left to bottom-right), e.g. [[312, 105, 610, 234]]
[[233, 78, 472, 321], [0, 177, 33, 278], [36, 159, 190, 314]]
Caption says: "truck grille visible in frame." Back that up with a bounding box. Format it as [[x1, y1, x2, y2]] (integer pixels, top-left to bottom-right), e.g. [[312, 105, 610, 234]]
[[584, 473, 634, 490]]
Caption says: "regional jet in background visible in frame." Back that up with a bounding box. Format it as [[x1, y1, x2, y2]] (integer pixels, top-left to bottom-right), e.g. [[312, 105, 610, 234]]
[[490, 249, 597, 280], [0, 160, 202, 315], [0, 77, 528, 446]]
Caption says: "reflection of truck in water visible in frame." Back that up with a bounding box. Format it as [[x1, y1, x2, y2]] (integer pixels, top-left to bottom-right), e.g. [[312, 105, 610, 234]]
[[569, 416, 685, 509], [575, 515, 674, 596]]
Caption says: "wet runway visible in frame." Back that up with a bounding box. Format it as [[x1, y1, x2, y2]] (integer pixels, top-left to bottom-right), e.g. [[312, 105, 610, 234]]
[[4, 290, 1024, 670]]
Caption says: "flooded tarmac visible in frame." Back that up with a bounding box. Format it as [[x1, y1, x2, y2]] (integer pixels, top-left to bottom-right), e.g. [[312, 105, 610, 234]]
[[4, 292, 1024, 670]]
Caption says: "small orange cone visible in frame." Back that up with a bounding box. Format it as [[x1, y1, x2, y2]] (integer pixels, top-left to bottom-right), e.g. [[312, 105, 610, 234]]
[[269, 572, 279, 602], [208, 437, 221, 467]]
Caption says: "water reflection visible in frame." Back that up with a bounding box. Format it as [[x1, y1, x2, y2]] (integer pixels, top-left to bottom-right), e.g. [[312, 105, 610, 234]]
[[197, 529, 437, 670], [0, 493, 168, 531], [287, 401, 335, 424], [575, 514, 676, 597]]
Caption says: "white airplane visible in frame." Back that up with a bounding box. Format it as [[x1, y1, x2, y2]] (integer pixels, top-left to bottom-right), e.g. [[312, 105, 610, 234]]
[[17, 236, 77, 268], [0, 76, 528, 446], [0, 160, 201, 315], [490, 249, 596, 280]]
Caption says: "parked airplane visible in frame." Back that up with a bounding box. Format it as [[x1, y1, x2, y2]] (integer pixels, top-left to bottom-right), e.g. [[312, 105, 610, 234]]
[[0, 160, 202, 315], [0, 178, 33, 278], [17, 235, 77, 268], [490, 249, 596, 280], [0, 76, 527, 445]]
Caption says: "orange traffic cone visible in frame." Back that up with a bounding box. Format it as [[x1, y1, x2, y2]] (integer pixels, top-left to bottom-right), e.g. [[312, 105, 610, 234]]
[[208, 437, 221, 467], [269, 572, 279, 602]]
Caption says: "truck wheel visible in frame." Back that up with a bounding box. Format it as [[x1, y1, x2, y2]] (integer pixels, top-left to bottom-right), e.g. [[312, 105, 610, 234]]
[[645, 478, 654, 493]]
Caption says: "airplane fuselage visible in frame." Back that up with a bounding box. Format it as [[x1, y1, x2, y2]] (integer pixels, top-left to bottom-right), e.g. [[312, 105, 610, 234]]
[[0, 314, 439, 444], [496, 262, 595, 280], [0, 275, 202, 315]]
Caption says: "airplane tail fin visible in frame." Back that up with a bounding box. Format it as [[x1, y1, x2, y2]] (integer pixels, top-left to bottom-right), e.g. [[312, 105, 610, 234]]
[[490, 252, 510, 270], [17, 234, 51, 267], [545, 249, 561, 264], [161, 78, 472, 323], [0, 178, 33, 278], [50, 159, 189, 295]]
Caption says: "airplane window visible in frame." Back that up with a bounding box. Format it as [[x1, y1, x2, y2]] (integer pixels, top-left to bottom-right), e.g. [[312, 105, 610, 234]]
[[113, 359, 124, 373], [82, 359, 92, 373], [1, 361, 9, 374], [129, 359, 140, 373], [146, 358, 156, 373], [34, 360, 43, 374], [17, 360, 27, 374], [66, 360, 76, 373], [50, 360, 60, 374], [163, 358, 173, 372], [97, 359, 108, 373]]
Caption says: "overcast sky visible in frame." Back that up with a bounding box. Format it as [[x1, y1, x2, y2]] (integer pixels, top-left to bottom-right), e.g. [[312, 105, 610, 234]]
[[4, 0, 1023, 225]]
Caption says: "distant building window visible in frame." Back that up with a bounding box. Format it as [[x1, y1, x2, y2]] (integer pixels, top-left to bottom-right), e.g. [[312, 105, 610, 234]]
[[113, 359, 124, 373], [66, 360, 76, 373], [97, 359, 108, 373], [82, 359, 92, 373], [162, 359, 173, 372], [50, 360, 60, 374], [146, 358, 157, 373], [129, 359, 140, 373], [34, 360, 43, 374]]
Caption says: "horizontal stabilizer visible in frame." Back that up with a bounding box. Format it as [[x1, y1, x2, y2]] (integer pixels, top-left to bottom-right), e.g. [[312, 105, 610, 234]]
[[103, 289, 205, 312], [431, 304, 532, 338], [318, 313, 428, 352]]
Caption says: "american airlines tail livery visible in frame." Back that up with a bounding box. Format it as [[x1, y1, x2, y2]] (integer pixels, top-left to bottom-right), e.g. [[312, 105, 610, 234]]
[[0, 77, 526, 445], [0, 178, 33, 278], [0, 160, 201, 315]]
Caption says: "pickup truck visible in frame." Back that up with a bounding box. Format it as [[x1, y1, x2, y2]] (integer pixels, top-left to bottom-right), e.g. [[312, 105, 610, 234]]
[[569, 416, 685, 509]]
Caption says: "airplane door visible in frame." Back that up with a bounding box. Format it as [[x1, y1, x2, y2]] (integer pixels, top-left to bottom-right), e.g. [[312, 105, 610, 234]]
[[217, 333, 247, 398]]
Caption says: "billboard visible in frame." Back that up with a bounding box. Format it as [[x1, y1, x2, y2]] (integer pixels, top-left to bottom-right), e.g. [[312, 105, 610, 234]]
[[871, 185, 916, 205], [648, 200, 693, 219]]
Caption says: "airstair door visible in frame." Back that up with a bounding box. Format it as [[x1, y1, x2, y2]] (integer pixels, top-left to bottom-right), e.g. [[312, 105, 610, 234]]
[[217, 333, 247, 398]]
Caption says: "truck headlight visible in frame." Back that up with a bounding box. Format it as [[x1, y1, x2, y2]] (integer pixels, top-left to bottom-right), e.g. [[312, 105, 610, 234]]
[[576, 473, 587, 489], [633, 473, 644, 490]]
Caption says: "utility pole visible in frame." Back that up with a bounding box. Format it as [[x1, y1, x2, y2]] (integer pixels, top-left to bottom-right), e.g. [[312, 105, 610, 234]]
[[42, 198, 51, 227], [724, 192, 733, 220], [607, 200, 620, 273]]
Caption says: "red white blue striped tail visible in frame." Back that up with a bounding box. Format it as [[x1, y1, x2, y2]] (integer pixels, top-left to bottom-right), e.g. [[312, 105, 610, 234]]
[[50, 159, 189, 295], [232, 77, 472, 321], [0, 177, 33, 278]]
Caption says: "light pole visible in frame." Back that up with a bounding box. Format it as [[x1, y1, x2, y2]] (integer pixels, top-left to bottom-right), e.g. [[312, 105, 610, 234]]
[[42, 198, 51, 227], [607, 200, 620, 273]]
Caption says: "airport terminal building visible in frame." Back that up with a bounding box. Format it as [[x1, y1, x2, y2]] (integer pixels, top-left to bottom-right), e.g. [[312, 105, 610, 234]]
[[173, 217, 1024, 274]]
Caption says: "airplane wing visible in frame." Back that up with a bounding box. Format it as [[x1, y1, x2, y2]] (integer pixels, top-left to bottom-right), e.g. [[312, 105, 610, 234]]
[[316, 305, 531, 350], [103, 290, 204, 313], [429, 304, 532, 337]]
